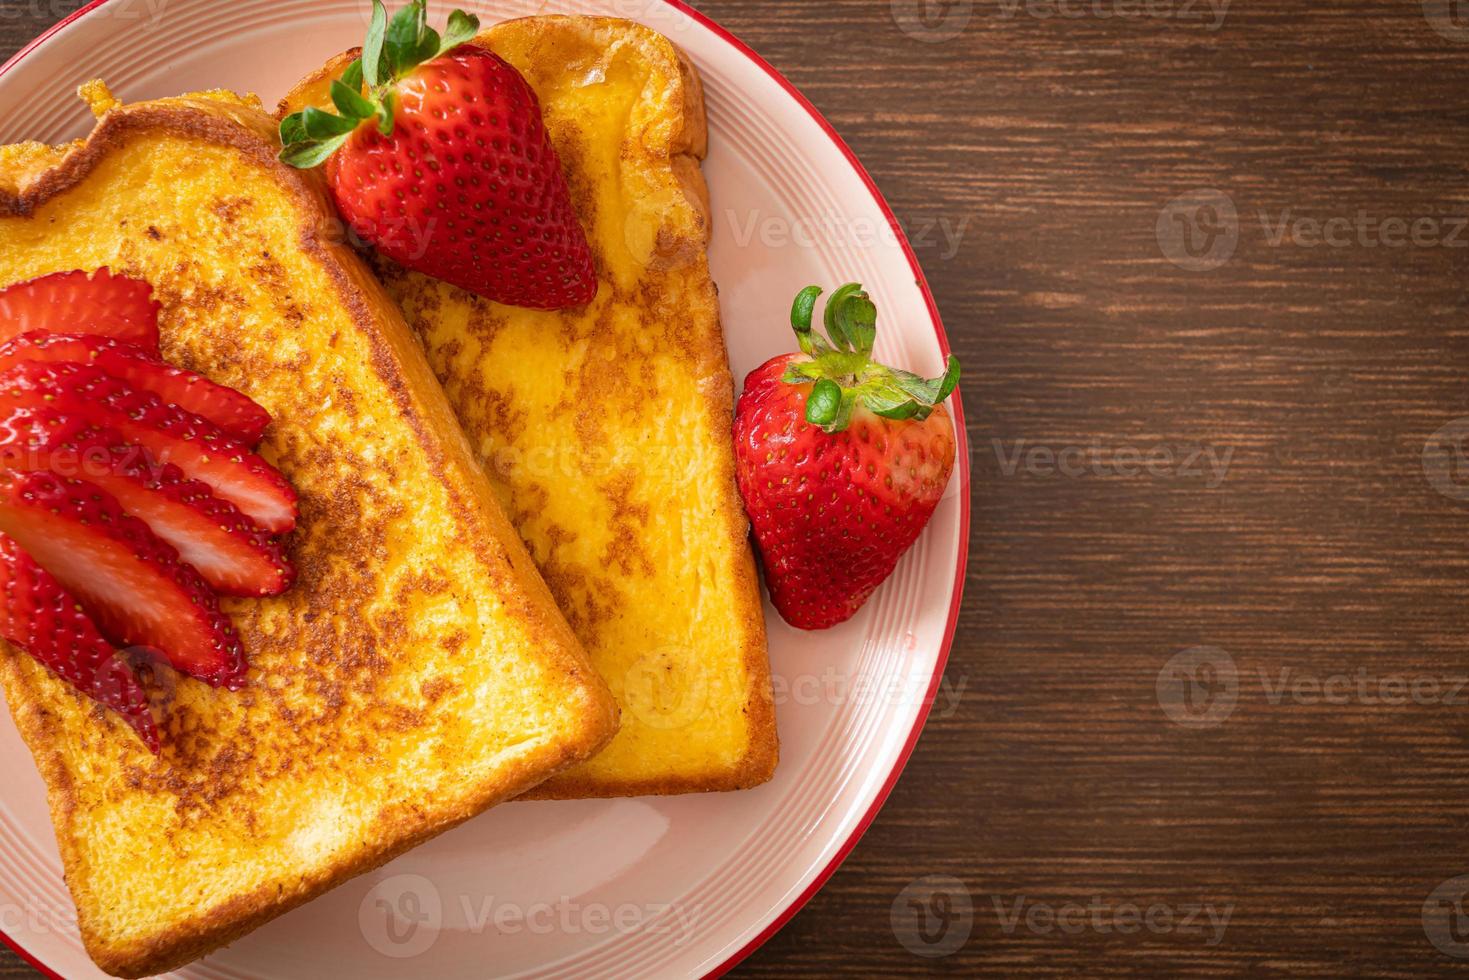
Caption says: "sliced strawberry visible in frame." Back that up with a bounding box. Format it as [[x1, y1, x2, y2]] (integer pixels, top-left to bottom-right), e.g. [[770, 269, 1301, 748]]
[[0, 533, 159, 752], [0, 362, 297, 533], [0, 269, 160, 353], [0, 409, 293, 596], [0, 470, 246, 688], [0, 332, 271, 444]]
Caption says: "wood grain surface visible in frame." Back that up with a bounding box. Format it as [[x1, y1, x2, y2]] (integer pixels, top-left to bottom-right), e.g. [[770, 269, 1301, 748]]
[[4, 0, 1469, 976]]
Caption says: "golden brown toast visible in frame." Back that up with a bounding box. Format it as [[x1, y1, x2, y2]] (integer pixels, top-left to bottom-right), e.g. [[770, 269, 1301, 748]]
[[0, 88, 618, 977], [281, 15, 779, 799]]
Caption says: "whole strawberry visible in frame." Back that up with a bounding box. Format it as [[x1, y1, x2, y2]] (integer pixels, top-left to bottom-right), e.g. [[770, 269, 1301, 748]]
[[279, 0, 595, 309], [733, 285, 960, 630]]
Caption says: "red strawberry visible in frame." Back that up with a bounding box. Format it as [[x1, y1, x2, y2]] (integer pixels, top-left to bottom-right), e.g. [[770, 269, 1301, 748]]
[[0, 408, 293, 596], [0, 533, 159, 752], [0, 470, 246, 688], [0, 332, 271, 444], [279, 0, 596, 310], [732, 285, 960, 630], [0, 361, 297, 533], [0, 269, 160, 353]]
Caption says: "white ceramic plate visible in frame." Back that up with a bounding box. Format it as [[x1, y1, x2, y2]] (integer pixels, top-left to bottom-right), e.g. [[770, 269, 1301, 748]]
[[0, 2, 969, 977]]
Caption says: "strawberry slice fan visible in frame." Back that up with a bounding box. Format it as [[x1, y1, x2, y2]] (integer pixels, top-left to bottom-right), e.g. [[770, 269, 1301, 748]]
[[0, 268, 296, 752]]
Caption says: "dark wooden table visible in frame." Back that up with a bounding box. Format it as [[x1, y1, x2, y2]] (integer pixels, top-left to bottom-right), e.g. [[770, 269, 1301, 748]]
[[5, 0, 1469, 976]]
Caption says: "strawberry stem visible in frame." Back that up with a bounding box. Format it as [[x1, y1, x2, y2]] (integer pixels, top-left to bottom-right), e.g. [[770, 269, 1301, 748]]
[[781, 284, 961, 433]]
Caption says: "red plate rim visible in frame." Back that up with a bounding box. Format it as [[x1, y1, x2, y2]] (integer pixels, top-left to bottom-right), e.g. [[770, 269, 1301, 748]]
[[0, 2, 972, 977]]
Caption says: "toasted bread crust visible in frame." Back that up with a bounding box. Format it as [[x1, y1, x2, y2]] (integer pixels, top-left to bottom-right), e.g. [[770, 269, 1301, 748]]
[[0, 93, 617, 977], [280, 16, 779, 801]]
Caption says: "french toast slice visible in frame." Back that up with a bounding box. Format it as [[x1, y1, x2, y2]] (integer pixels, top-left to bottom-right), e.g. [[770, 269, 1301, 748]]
[[0, 89, 618, 977], [282, 15, 779, 798]]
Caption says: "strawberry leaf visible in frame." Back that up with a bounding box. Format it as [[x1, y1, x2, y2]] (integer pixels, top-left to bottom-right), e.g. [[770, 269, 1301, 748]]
[[279, 134, 351, 169], [278, 112, 307, 146], [377, 1, 475, 78], [933, 356, 961, 402], [824, 283, 864, 351], [385, 0, 425, 78], [377, 89, 398, 137], [805, 379, 843, 428], [415, 25, 442, 65], [790, 286, 822, 356], [441, 8, 480, 52], [341, 58, 364, 93], [867, 394, 925, 421], [831, 286, 877, 354], [829, 390, 858, 431], [302, 106, 359, 140], [363, 0, 388, 87], [888, 357, 961, 406], [331, 79, 374, 120]]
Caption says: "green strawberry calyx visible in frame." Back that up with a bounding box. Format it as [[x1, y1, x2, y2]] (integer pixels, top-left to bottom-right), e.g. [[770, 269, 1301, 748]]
[[278, 0, 480, 169], [782, 284, 960, 434]]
